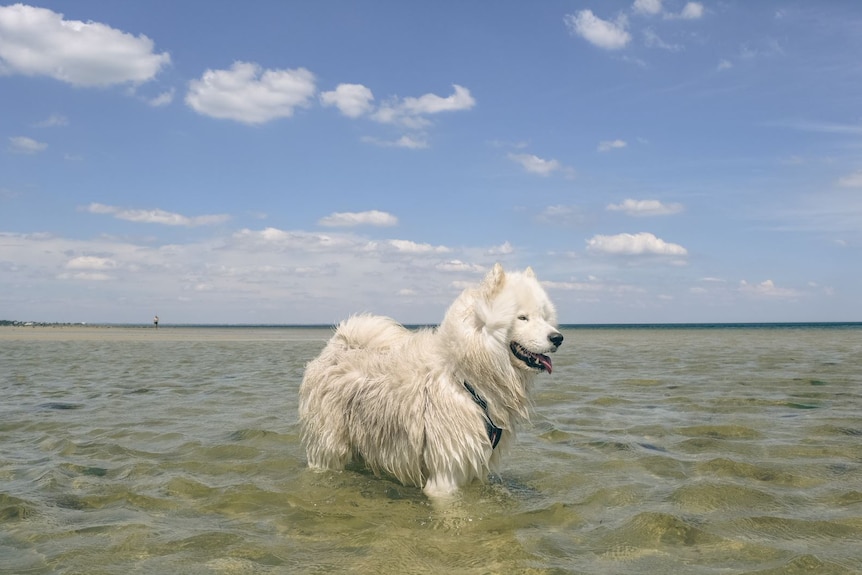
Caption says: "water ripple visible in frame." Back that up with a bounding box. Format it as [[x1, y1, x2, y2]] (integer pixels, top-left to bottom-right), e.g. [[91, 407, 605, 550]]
[[1, 325, 861, 573]]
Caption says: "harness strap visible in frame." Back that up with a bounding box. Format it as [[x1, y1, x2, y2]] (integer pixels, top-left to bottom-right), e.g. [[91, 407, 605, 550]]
[[462, 381, 503, 449]]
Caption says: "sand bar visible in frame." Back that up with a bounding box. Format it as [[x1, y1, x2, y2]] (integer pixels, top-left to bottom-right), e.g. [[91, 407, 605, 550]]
[[0, 325, 334, 342]]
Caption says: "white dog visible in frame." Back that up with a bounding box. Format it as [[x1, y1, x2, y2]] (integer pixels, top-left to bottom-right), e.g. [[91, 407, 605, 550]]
[[299, 264, 563, 498]]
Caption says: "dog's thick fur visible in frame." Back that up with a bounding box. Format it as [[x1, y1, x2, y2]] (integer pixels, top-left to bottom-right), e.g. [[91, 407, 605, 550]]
[[299, 264, 563, 497]]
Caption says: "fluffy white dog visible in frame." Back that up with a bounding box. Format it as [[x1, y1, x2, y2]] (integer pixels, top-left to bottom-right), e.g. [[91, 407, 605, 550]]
[[299, 264, 563, 498]]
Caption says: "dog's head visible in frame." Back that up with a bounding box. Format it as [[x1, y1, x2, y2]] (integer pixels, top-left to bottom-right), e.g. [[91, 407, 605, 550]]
[[475, 264, 563, 374]]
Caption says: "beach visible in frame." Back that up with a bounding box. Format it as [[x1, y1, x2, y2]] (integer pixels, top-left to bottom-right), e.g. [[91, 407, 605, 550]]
[[1, 325, 860, 573]]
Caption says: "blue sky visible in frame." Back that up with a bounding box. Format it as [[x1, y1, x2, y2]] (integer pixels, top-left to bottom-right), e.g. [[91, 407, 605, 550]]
[[1, 1, 861, 324]]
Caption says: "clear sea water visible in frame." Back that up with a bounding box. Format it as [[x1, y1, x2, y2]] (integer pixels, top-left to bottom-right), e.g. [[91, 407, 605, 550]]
[[1, 324, 860, 574]]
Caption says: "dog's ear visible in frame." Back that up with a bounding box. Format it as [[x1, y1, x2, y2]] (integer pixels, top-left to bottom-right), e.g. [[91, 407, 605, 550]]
[[473, 263, 513, 343], [480, 263, 506, 299], [524, 266, 536, 279]]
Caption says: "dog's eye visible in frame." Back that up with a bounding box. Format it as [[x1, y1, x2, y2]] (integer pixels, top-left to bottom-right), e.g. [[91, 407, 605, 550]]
[[518, 315, 529, 321]]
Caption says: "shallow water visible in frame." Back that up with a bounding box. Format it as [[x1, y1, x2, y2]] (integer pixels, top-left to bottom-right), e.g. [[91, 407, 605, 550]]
[[1, 325, 861, 574]]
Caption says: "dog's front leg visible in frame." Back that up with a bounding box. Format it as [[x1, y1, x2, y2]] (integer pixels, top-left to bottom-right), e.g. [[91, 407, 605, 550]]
[[423, 474, 460, 499]]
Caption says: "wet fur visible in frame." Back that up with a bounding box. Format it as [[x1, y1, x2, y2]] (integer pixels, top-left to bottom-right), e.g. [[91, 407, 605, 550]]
[[299, 264, 562, 497]]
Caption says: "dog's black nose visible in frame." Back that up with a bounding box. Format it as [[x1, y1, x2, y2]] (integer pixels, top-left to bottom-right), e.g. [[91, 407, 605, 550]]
[[549, 332, 564, 347]]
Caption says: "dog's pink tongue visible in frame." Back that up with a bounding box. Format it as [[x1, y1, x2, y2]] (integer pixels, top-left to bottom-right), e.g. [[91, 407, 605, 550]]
[[539, 354, 553, 374]]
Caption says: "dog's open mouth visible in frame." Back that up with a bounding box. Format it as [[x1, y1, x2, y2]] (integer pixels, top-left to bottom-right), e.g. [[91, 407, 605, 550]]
[[510, 341, 553, 373]]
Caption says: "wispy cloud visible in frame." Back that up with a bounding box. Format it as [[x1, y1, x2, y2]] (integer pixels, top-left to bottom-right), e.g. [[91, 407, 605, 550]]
[[361, 135, 429, 149], [34, 114, 68, 128], [598, 139, 628, 152], [509, 153, 575, 178], [632, 0, 663, 16], [607, 199, 684, 216], [371, 84, 475, 129], [85, 203, 230, 226], [738, 279, 798, 299], [147, 89, 174, 107], [837, 171, 862, 188], [8, 136, 47, 154], [666, 2, 705, 20], [318, 210, 398, 228]]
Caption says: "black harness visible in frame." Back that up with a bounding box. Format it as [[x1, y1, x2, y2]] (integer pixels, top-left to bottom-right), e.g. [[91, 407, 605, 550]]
[[462, 381, 503, 449]]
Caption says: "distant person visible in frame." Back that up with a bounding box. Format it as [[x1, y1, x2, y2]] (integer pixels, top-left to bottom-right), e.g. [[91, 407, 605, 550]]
[[153, 315, 159, 329]]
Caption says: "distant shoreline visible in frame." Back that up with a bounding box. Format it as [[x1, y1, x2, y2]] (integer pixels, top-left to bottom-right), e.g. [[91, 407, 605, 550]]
[[3, 320, 860, 330]]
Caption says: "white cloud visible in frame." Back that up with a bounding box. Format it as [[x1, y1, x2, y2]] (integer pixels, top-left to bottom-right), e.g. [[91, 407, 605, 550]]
[[598, 139, 627, 152], [386, 239, 450, 254], [371, 84, 475, 128], [57, 271, 114, 281], [606, 199, 684, 216], [535, 205, 590, 227], [772, 120, 862, 135], [509, 153, 563, 176], [0, 4, 169, 87], [233, 227, 356, 251], [488, 241, 514, 255], [679, 2, 705, 20], [739, 279, 798, 299], [185, 61, 316, 124], [8, 136, 47, 154], [643, 28, 682, 51], [717, 59, 733, 71], [86, 203, 230, 226], [35, 114, 68, 128], [148, 89, 174, 107], [400, 84, 476, 115], [318, 210, 398, 227], [564, 10, 631, 51], [586, 232, 688, 256], [361, 135, 429, 149], [633, 0, 663, 16], [437, 260, 485, 273], [837, 171, 862, 188], [66, 256, 117, 270], [320, 83, 375, 118]]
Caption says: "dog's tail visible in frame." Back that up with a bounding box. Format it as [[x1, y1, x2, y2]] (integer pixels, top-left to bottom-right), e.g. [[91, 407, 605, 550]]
[[331, 313, 410, 352]]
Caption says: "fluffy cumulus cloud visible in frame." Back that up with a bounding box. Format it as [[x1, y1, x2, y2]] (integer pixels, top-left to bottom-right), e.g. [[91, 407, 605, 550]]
[[564, 10, 631, 50], [317, 210, 398, 228], [86, 203, 229, 226], [8, 136, 47, 154], [586, 232, 687, 256], [185, 61, 316, 124], [606, 199, 684, 216], [0, 4, 169, 86], [320, 83, 375, 118]]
